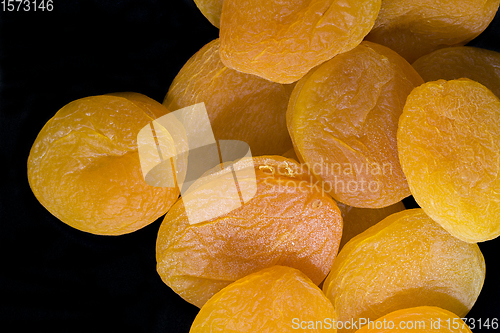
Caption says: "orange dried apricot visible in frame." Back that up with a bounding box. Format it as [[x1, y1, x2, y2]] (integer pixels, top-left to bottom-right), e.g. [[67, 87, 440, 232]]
[[356, 306, 472, 333], [366, 0, 500, 63], [190, 266, 337, 333], [287, 41, 423, 208], [27, 93, 179, 235], [398, 79, 500, 243], [219, 0, 381, 84], [156, 155, 343, 307], [164, 39, 293, 156], [193, 0, 223, 28], [323, 209, 485, 331], [336, 200, 405, 250], [412, 46, 500, 98]]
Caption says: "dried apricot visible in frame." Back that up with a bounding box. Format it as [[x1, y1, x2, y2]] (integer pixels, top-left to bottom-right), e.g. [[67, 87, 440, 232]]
[[287, 41, 423, 208], [193, 0, 223, 28], [366, 0, 500, 63], [156, 156, 343, 307], [164, 39, 293, 156], [190, 266, 337, 333], [336, 200, 405, 250], [219, 0, 381, 83], [27, 93, 179, 235], [356, 306, 472, 333], [412, 46, 500, 98], [323, 209, 485, 331], [398, 79, 500, 242]]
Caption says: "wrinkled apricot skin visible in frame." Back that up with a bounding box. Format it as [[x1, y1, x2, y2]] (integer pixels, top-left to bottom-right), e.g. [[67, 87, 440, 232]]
[[323, 209, 485, 332], [156, 156, 343, 308], [356, 306, 472, 333], [287, 41, 423, 208], [398, 79, 500, 243], [27, 93, 179, 235], [164, 39, 293, 156], [412, 46, 500, 98], [219, 0, 382, 84], [366, 0, 500, 63], [190, 266, 337, 333], [193, 0, 223, 28], [336, 201, 405, 250]]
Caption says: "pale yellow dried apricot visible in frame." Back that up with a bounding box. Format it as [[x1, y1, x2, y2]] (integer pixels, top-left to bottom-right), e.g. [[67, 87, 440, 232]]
[[190, 266, 337, 333], [164, 39, 293, 156], [412, 46, 500, 98], [27, 93, 179, 235], [356, 306, 472, 333], [366, 0, 500, 63], [156, 156, 343, 307], [323, 209, 485, 331], [398, 79, 500, 242], [219, 0, 381, 83], [287, 41, 423, 208]]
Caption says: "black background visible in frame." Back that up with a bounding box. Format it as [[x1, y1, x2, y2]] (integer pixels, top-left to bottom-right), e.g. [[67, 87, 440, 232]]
[[0, 1, 499, 332]]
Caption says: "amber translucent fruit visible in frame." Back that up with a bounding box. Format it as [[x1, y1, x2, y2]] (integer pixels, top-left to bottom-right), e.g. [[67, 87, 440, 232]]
[[398, 79, 500, 243], [366, 0, 500, 63], [287, 41, 423, 208], [412, 46, 500, 98], [356, 306, 472, 333], [323, 209, 485, 331], [27, 93, 179, 235], [219, 0, 381, 84], [190, 266, 337, 333], [164, 39, 293, 156], [156, 156, 343, 307], [336, 201, 405, 250]]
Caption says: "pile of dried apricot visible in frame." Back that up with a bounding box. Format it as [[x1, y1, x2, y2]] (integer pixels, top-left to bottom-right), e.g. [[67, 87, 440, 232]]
[[27, 0, 500, 331]]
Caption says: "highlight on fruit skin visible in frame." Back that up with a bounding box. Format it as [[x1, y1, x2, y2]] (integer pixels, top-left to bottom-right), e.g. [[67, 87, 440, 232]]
[[190, 265, 337, 333], [398, 78, 500, 243], [412, 46, 500, 98], [323, 209, 485, 332], [27, 92, 179, 235], [219, 0, 382, 84], [355, 306, 472, 333], [156, 155, 343, 308], [287, 41, 423, 209]]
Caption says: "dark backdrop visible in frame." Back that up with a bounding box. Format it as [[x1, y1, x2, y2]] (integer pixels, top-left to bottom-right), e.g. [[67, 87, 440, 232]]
[[0, 1, 499, 332]]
